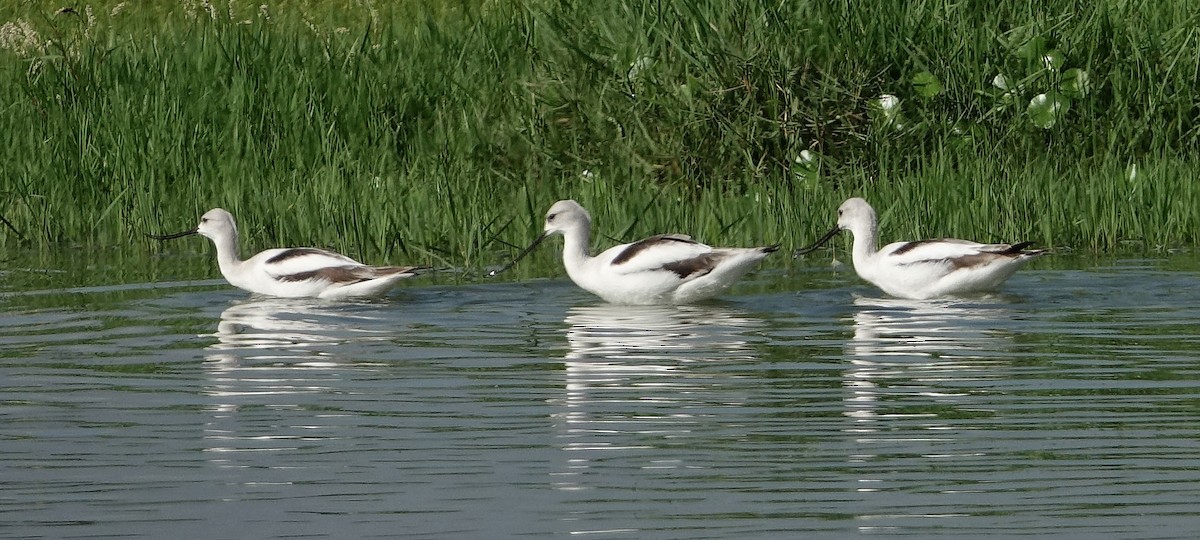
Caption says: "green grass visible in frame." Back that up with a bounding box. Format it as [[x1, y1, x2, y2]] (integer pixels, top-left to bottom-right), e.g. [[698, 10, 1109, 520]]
[[1, 0, 1199, 277]]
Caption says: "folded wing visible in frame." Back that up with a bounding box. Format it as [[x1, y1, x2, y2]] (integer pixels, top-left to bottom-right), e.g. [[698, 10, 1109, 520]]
[[262, 248, 365, 279], [882, 239, 1035, 268], [607, 234, 719, 278]]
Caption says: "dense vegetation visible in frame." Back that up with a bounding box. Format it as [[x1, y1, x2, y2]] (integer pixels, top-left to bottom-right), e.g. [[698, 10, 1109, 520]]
[[1, 0, 1198, 272]]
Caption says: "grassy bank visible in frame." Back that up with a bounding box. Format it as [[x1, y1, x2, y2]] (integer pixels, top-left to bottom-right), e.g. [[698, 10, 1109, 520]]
[[1, 0, 1198, 273]]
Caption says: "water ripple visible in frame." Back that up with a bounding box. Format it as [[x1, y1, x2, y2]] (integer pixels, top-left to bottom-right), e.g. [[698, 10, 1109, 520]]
[[2, 262, 1200, 538]]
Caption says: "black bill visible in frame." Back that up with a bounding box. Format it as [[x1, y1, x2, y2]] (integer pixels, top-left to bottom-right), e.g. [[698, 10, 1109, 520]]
[[146, 228, 199, 241], [487, 233, 547, 277], [793, 226, 840, 257]]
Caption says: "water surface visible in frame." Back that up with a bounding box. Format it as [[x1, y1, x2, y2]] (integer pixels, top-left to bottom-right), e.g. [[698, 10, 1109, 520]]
[[2, 254, 1200, 538]]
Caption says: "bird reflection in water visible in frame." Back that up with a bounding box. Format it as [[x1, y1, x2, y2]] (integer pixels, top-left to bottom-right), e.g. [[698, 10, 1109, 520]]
[[203, 297, 389, 468], [552, 304, 762, 492], [843, 295, 1016, 518]]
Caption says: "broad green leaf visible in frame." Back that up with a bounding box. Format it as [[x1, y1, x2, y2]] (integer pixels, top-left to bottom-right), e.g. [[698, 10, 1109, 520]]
[[1062, 68, 1090, 98], [1002, 25, 1037, 55], [1041, 49, 1065, 71], [911, 71, 943, 98], [1027, 91, 1070, 129], [1016, 35, 1048, 60]]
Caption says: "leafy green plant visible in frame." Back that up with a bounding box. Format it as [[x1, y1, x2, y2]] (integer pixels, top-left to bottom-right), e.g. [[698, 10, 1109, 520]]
[[0, 0, 1198, 269], [995, 25, 1092, 129]]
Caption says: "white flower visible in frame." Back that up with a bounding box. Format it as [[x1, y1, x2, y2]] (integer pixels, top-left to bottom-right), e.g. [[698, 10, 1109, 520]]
[[873, 94, 903, 128], [627, 56, 653, 80], [877, 94, 900, 113]]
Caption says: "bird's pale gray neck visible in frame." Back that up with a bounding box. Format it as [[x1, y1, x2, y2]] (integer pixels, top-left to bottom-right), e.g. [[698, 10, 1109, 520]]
[[211, 231, 244, 276], [559, 223, 592, 272], [848, 221, 880, 270]]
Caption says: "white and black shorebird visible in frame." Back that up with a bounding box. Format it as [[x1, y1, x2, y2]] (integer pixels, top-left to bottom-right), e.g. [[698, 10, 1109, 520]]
[[490, 200, 778, 304], [795, 197, 1046, 299], [150, 208, 424, 299]]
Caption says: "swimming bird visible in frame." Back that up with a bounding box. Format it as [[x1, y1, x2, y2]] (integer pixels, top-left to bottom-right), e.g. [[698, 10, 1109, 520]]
[[489, 200, 777, 305], [149, 208, 423, 299], [794, 197, 1046, 299]]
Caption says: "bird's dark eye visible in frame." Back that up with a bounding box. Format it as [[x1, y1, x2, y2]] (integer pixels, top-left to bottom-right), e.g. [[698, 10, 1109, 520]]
[[200, 218, 208, 223], [547, 213, 557, 222]]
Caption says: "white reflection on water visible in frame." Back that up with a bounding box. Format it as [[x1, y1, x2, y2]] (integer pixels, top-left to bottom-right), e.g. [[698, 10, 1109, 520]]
[[552, 304, 761, 493], [844, 295, 1015, 524], [845, 295, 1014, 425], [210, 296, 387, 352], [202, 297, 386, 465]]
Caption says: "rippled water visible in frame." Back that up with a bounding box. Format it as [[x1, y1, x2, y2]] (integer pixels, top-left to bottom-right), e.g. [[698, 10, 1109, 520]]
[[3, 255, 1200, 538]]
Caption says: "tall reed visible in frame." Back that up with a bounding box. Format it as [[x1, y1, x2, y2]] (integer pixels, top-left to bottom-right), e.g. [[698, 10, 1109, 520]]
[[0, 1, 1197, 277]]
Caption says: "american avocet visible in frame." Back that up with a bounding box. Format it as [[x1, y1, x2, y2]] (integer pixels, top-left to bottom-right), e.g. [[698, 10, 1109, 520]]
[[490, 200, 778, 305], [149, 208, 423, 299], [794, 197, 1046, 299]]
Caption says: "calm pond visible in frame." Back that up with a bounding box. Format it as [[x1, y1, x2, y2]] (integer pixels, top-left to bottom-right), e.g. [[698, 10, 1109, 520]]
[[2, 250, 1200, 538]]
